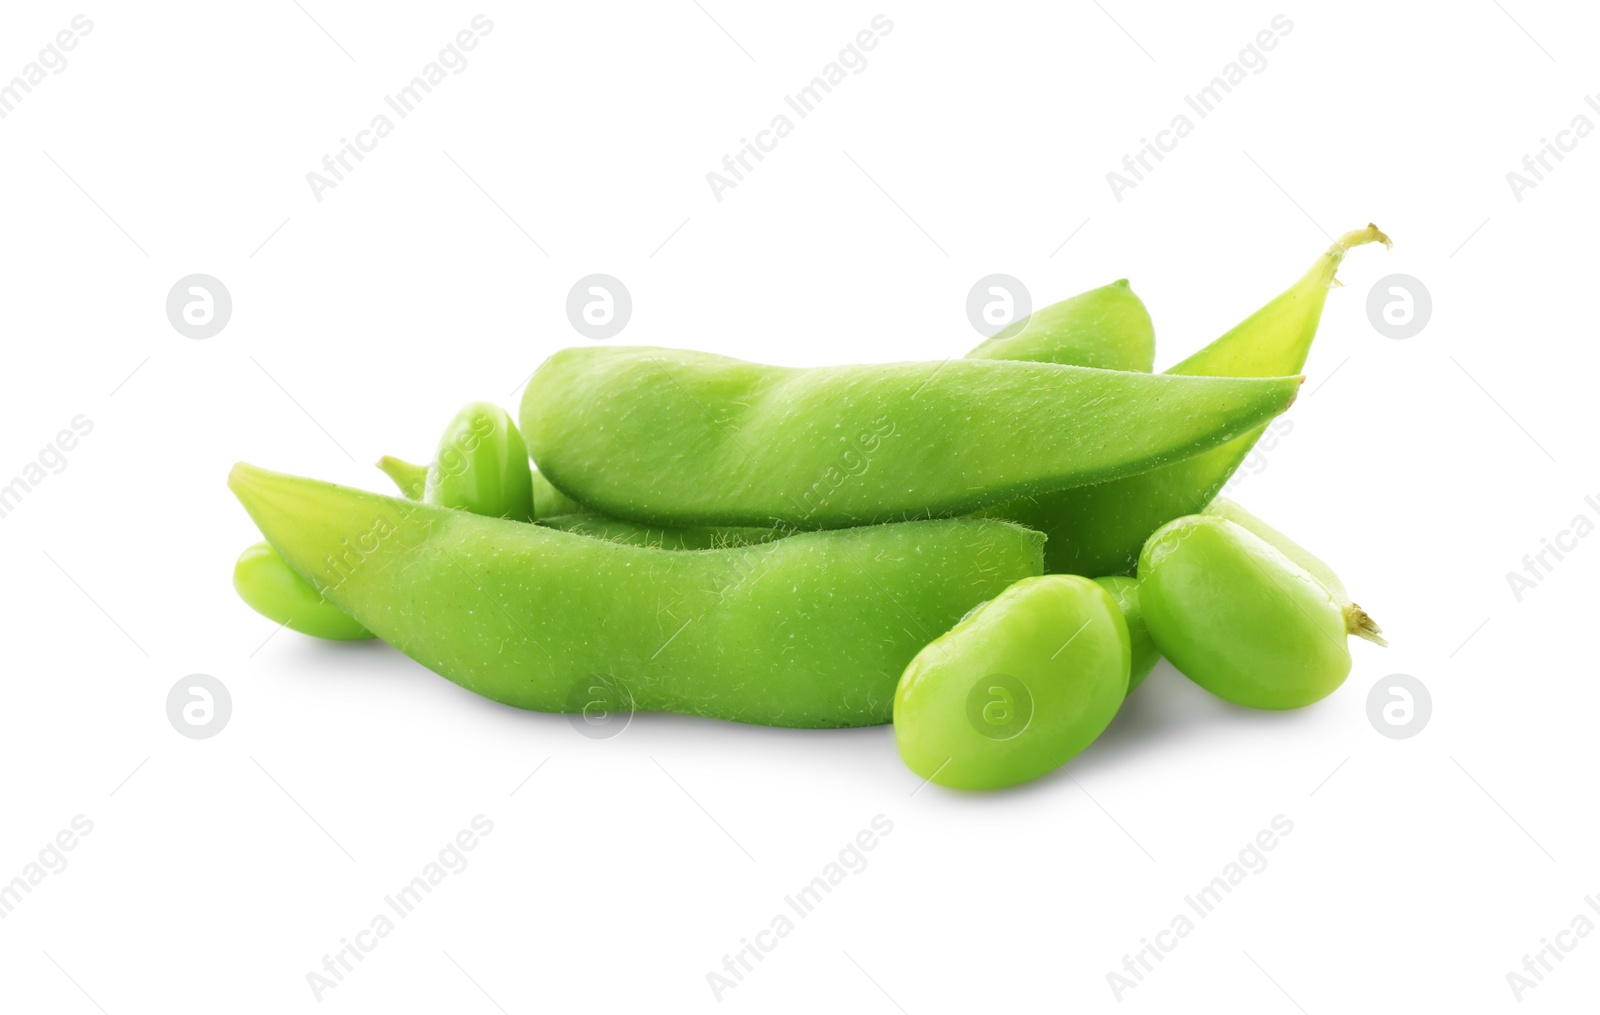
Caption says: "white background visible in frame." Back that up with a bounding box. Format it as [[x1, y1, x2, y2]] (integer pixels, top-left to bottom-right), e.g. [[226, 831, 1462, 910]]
[[1, 2, 1595, 1011]]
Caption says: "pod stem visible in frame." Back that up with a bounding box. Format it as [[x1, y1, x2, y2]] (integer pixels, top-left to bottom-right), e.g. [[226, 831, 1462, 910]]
[[1346, 602, 1388, 647], [375, 455, 428, 500], [1309, 223, 1391, 290]]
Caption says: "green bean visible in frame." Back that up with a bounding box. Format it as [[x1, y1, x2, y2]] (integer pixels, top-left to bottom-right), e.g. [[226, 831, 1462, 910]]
[[1137, 515, 1380, 709], [522, 349, 1301, 528], [894, 575, 1129, 789], [232, 541, 373, 640], [1093, 576, 1159, 693], [229, 463, 1045, 728]]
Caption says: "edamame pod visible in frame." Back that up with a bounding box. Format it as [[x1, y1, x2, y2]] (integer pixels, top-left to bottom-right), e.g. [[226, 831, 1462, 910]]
[[522, 349, 1302, 528], [229, 463, 1045, 728], [1137, 515, 1376, 710], [1093, 576, 1159, 693], [966, 279, 1155, 372], [425, 402, 534, 521], [232, 541, 373, 640], [979, 226, 1389, 575], [537, 513, 781, 550], [894, 575, 1129, 790], [381, 454, 582, 520]]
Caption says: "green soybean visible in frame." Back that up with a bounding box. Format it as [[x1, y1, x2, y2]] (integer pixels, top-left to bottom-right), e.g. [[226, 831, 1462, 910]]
[[978, 226, 1389, 575], [1137, 515, 1377, 710], [229, 463, 1044, 728], [232, 541, 373, 640], [894, 575, 1129, 790], [966, 279, 1155, 372], [1093, 576, 1159, 694], [522, 348, 1301, 528]]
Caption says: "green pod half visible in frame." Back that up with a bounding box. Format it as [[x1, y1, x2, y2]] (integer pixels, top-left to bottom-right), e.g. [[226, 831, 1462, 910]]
[[425, 402, 534, 521], [894, 575, 1129, 790], [966, 279, 1155, 372], [232, 541, 373, 640], [229, 463, 1044, 728], [1093, 576, 1159, 694], [1138, 515, 1360, 710], [978, 226, 1389, 575], [522, 348, 1301, 528]]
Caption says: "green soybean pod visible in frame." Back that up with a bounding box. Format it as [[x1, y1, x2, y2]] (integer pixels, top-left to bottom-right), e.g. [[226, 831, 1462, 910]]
[[1093, 576, 1159, 694], [537, 512, 781, 550], [978, 226, 1389, 575], [382, 454, 581, 521], [232, 541, 373, 640], [522, 348, 1301, 528], [966, 279, 1155, 372], [894, 575, 1129, 790], [229, 463, 1044, 728], [425, 402, 534, 521], [1137, 515, 1378, 710]]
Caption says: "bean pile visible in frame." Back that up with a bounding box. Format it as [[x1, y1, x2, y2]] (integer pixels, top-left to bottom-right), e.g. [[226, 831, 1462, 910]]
[[231, 226, 1389, 790]]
